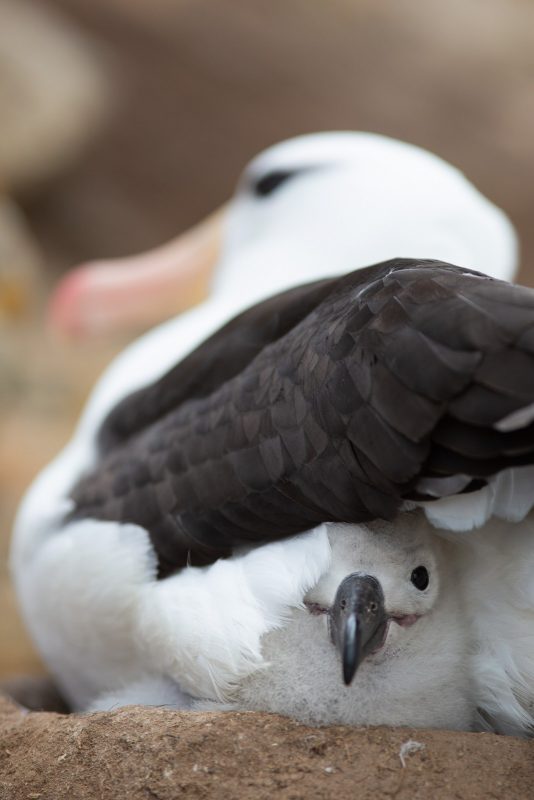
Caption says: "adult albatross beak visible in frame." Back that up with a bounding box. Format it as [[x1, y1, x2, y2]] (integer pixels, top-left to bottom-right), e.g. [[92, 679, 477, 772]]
[[329, 574, 388, 686], [47, 205, 226, 338]]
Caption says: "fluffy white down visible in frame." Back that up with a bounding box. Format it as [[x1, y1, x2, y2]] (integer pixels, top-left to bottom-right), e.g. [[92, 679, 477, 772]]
[[86, 516, 474, 731], [17, 517, 331, 711], [10, 132, 533, 733], [82, 515, 534, 737], [218, 516, 474, 730], [452, 516, 534, 735]]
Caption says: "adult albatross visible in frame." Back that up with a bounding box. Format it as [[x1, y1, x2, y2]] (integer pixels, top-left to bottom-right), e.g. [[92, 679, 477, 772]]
[[11, 132, 532, 734]]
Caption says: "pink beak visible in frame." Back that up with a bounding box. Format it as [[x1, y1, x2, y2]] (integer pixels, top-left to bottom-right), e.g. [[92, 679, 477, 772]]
[[47, 207, 225, 338]]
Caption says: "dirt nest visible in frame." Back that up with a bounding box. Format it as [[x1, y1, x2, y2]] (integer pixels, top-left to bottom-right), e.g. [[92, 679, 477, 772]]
[[1, 695, 534, 799]]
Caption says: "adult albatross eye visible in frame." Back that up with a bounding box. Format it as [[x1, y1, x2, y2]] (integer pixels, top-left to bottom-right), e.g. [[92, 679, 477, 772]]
[[410, 566, 429, 591], [253, 169, 296, 197]]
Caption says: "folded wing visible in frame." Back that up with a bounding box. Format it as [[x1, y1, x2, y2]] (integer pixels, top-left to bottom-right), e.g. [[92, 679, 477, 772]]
[[69, 258, 534, 575]]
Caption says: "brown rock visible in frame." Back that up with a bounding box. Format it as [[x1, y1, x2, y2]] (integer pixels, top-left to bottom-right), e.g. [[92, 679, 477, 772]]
[[31, 0, 534, 275], [0, 197, 41, 321], [0, 0, 108, 191], [0, 697, 533, 799]]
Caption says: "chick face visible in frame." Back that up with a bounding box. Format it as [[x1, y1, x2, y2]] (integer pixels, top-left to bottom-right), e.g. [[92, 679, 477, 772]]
[[230, 510, 472, 729], [305, 515, 442, 682]]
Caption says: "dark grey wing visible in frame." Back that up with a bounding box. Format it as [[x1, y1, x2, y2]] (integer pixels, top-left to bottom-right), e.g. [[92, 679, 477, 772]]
[[99, 275, 338, 450], [70, 258, 534, 577]]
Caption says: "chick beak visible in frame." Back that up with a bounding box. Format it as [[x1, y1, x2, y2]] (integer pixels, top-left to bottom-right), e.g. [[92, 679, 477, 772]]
[[329, 573, 388, 686]]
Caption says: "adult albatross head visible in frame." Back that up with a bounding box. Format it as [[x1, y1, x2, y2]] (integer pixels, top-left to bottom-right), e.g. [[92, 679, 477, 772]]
[[48, 132, 517, 337]]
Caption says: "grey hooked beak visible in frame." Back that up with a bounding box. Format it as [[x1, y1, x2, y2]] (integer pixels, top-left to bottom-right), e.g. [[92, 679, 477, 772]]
[[329, 573, 388, 686]]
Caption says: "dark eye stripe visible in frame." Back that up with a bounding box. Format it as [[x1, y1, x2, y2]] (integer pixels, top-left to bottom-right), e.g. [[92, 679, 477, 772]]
[[253, 169, 297, 197]]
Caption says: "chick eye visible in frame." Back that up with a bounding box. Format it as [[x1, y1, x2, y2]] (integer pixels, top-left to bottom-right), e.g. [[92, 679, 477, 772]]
[[253, 169, 296, 197], [410, 566, 429, 591]]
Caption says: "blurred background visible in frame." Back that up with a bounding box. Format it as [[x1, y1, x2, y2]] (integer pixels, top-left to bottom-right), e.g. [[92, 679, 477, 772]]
[[1, 0, 534, 680]]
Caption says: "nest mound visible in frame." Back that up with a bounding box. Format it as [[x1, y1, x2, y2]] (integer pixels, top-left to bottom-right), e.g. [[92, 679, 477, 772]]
[[1, 695, 533, 799]]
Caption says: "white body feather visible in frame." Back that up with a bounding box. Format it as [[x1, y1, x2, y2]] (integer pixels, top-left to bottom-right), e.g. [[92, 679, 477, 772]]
[[11, 132, 533, 734]]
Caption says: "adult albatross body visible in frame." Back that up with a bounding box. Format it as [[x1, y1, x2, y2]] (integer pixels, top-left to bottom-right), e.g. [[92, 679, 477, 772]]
[[11, 132, 533, 734]]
